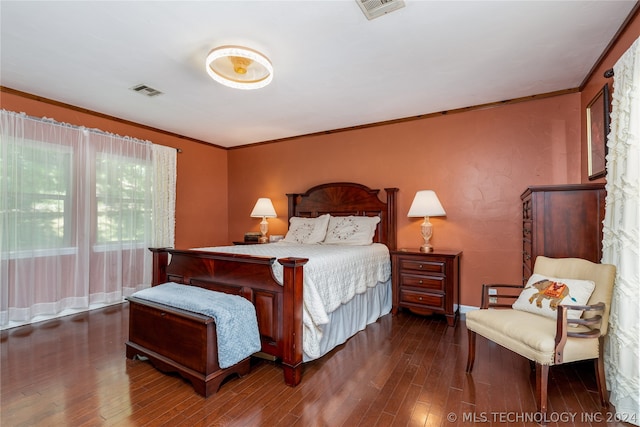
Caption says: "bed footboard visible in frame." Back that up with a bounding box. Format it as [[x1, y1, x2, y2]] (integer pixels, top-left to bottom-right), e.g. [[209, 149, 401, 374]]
[[149, 247, 308, 386]]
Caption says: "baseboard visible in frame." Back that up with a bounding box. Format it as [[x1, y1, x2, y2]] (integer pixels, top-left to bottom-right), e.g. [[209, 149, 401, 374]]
[[459, 304, 479, 318]]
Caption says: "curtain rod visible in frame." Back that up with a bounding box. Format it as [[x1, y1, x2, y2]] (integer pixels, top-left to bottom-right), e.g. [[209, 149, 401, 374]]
[[604, 68, 614, 78]]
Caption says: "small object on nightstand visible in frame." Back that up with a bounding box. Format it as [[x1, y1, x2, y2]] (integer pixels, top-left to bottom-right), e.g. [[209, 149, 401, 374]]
[[244, 232, 261, 243], [391, 249, 461, 326]]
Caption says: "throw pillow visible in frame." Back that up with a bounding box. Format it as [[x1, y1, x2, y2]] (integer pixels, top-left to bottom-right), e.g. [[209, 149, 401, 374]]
[[322, 215, 380, 245], [282, 214, 330, 244], [512, 273, 596, 321]]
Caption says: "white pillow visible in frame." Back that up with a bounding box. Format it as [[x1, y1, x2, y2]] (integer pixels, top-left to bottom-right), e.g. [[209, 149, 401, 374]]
[[282, 214, 330, 244], [512, 273, 596, 321], [322, 215, 381, 245]]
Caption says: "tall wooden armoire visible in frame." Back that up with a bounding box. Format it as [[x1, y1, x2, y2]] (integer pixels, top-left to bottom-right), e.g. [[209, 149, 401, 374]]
[[521, 183, 606, 282]]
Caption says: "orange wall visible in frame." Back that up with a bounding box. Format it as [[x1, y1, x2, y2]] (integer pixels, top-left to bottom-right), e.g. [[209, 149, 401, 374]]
[[580, 9, 640, 183], [0, 90, 229, 248], [228, 93, 582, 307]]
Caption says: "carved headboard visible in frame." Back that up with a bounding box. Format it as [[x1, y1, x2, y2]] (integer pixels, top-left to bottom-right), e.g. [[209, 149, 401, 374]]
[[286, 182, 398, 250]]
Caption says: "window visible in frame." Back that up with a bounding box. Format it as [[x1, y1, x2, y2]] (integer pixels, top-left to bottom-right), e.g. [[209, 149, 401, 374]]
[[95, 152, 151, 245], [1, 140, 73, 252], [1, 141, 153, 254]]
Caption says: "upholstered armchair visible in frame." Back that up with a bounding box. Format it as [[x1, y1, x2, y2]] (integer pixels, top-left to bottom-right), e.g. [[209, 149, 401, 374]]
[[465, 256, 616, 415]]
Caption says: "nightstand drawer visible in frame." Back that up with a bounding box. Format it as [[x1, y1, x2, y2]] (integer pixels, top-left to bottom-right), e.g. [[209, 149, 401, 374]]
[[398, 258, 445, 275], [400, 289, 444, 309], [399, 273, 444, 291]]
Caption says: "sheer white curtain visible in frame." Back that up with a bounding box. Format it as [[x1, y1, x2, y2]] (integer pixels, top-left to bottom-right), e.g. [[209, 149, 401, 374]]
[[151, 144, 177, 247], [602, 37, 640, 425], [0, 110, 175, 328]]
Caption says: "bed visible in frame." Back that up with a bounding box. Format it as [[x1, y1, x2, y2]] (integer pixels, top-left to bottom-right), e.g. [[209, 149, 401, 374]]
[[141, 182, 398, 386]]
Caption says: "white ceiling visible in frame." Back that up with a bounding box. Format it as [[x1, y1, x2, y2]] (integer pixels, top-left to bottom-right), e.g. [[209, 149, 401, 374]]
[[1, 1, 637, 148]]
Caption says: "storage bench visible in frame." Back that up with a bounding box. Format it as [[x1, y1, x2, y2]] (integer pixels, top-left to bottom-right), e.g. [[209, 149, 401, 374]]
[[126, 296, 251, 397]]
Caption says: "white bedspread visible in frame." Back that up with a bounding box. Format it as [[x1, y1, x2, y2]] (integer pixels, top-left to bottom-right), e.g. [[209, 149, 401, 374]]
[[195, 242, 391, 358]]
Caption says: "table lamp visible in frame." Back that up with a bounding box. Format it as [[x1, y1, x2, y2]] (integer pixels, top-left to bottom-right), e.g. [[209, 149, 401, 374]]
[[407, 190, 446, 252], [250, 198, 277, 243]]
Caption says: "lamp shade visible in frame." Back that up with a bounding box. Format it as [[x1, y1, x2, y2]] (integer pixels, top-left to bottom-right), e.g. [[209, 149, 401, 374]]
[[250, 198, 277, 218], [407, 190, 446, 217]]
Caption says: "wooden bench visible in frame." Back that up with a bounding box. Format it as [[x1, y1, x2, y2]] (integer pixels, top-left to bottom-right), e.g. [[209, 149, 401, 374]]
[[125, 296, 251, 397]]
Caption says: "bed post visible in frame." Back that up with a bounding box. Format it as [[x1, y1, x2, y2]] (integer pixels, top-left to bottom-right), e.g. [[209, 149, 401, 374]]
[[278, 257, 308, 386], [385, 188, 398, 251], [287, 192, 299, 220], [149, 248, 170, 285]]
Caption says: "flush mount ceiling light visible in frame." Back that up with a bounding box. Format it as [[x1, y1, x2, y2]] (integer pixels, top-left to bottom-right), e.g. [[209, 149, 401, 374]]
[[205, 45, 273, 90]]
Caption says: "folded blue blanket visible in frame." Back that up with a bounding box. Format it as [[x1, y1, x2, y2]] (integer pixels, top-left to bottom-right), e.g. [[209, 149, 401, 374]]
[[132, 282, 261, 369]]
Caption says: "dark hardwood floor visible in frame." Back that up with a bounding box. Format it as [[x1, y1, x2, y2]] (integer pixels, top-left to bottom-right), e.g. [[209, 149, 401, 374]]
[[1, 303, 628, 427]]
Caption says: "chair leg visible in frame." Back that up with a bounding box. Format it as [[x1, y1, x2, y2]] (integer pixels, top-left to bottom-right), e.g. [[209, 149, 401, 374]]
[[595, 339, 609, 407], [535, 363, 549, 415], [466, 330, 476, 373]]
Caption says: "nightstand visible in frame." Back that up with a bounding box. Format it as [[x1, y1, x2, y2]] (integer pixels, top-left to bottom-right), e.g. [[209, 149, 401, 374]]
[[391, 249, 462, 326]]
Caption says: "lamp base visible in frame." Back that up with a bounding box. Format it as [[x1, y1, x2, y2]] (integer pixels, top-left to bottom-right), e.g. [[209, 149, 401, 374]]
[[419, 216, 434, 253], [420, 244, 434, 253], [259, 217, 269, 244]]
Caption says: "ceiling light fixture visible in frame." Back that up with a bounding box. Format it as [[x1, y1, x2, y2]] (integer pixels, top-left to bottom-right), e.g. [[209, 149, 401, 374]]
[[205, 45, 273, 90]]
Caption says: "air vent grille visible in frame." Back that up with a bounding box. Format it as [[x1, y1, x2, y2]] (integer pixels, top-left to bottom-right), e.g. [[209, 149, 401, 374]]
[[130, 84, 163, 97], [356, 0, 405, 20]]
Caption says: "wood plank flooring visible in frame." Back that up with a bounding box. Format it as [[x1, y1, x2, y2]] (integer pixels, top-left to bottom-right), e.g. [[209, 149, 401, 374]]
[[0, 303, 630, 427]]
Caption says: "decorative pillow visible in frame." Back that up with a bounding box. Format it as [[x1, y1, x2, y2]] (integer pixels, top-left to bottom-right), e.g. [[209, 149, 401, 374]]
[[512, 273, 596, 321], [282, 214, 330, 244], [322, 215, 381, 245]]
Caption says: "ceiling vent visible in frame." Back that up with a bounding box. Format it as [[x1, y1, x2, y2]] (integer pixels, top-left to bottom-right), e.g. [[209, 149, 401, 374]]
[[130, 84, 163, 97], [356, 0, 405, 20]]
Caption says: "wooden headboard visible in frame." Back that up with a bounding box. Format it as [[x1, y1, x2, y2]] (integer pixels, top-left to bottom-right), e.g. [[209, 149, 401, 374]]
[[286, 182, 398, 250]]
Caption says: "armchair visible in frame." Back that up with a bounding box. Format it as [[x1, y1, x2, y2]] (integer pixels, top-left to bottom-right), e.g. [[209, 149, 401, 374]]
[[465, 256, 616, 415]]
